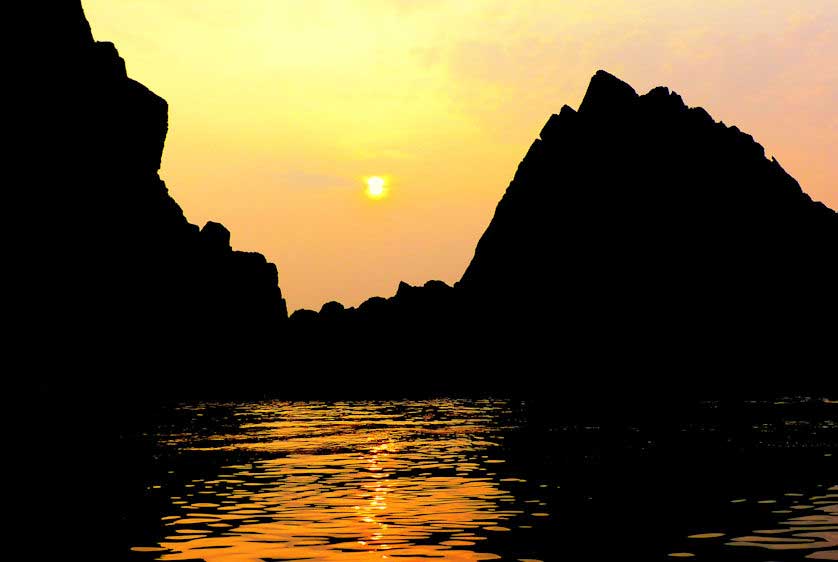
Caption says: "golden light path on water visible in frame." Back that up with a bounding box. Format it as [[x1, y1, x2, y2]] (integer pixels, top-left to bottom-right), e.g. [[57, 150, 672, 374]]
[[137, 401, 539, 562], [131, 400, 837, 562], [725, 486, 838, 558]]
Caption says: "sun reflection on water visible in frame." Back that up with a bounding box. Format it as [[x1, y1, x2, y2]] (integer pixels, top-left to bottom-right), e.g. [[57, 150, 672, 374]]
[[136, 400, 536, 562], [130, 399, 836, 562]]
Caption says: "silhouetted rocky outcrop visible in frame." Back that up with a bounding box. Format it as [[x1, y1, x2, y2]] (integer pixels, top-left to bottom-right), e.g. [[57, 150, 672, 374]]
[[289, 70, 836, 397], [26, 10, 835, 561], [26, 2, 287, 394], [25, 1, 835, 400], [462, 71, 837, 301], [458, 71, 836, 384], [21, 8, 291, 557]]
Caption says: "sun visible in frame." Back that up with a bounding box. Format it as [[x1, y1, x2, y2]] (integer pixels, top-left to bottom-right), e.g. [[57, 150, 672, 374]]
[[365, 176, 387, 199]]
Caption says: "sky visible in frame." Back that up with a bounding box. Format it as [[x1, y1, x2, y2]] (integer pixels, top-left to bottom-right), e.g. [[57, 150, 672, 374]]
[[84, 1, 837, 312]]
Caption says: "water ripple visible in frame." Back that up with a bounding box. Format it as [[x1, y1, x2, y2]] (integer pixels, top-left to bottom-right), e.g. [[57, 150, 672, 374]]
[[130, 398, 837, 562]]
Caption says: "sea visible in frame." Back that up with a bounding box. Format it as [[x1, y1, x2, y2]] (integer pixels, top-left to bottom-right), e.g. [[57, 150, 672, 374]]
[[122, 397, 836, 561]]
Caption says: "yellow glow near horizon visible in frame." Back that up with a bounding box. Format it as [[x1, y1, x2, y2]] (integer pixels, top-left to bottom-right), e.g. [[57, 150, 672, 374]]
[[83, 0, 838, 312], [366, 176, 386, 199]]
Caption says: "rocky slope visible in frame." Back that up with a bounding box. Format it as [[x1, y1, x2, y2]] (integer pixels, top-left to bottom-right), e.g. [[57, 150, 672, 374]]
[[29, 2, 288, 391], [462, 70, 836, 299], [290, 71, 837, 395], [27, 2, 834, 396]]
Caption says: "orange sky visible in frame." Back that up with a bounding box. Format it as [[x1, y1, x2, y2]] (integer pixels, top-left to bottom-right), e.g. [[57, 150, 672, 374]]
[[84, 1, 837, 312]]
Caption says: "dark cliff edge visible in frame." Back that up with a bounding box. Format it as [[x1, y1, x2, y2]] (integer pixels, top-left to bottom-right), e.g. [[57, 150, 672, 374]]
[[19, 6, 290, 555], [22, 2, 288, 397], [289, 71, 837, 400], [20, 8, 835, 558], [21, 4, 835, 403]]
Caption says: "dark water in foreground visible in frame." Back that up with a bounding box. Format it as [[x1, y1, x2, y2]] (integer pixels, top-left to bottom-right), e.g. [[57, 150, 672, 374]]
[[124, 398, 836, 562]]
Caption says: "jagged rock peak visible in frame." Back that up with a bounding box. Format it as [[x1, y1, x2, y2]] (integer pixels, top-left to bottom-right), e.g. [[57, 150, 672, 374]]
[[578, 70, 639, 115], [540, 105, 578, 142], [459, 68, 837, 296], [64, 0, 94, 48], [320, 301, 346, 317], [201, 221, 232, 251], [35, 1, 291, 376]]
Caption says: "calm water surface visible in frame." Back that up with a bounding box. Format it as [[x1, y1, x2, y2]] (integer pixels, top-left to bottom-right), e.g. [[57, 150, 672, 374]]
[[126, 399, 837, 562]]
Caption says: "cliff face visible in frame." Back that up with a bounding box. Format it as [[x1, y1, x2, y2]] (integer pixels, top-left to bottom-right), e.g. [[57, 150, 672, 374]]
[[454, 71, 837, 388], [289, 71, 836, 395], [29, 1, 834, 396], [31, 2, 287, 385], [460, 70, 837, 304]]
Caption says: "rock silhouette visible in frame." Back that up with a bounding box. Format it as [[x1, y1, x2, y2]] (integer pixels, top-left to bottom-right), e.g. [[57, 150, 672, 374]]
[[26, 3, 835, 399], [23, 8, 836, 560], [290, 71, 837, 397], [28, 1, 287, 394]]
